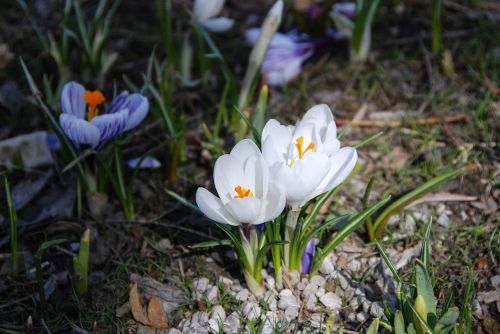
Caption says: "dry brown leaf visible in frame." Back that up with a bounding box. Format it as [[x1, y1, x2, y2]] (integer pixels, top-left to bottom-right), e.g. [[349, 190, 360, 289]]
[[147, 296, 168, 329], [130, 282, 150, 326]]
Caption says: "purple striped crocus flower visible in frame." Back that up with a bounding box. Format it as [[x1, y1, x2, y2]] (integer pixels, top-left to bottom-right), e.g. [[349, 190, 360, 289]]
[[59, 82, 149, 149], [300, 239, 315, 274], [245, 28, 339, 87]]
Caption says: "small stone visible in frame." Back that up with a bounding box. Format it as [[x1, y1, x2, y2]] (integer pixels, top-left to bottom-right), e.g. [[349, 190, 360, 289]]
[[303, 283, 318, 298], [362, 299, 371, 313], [206, 286, 218, 303], [265, 275, 276, 290], [306, 294, 320, 312], [156, 238, 173, 250], [337, 273, 350, 290], [211, 305, 226, 322], [310, 313, 324, 328], [437, 214, 450, 228], [368, 257, 380, 267], [347, 259, 361, 272], [243, 301, 261, 321], [491, 275, 500, 288], [278, 289, 299, 309], [208, 319, 220, 333], [347, 312, 356, 322], [296, 281, 306, 290], [310, 275, 326, 287], [224, 312, 240, 332], [167, 329, 181, 334], [262, 291, 277, 311], [191, 311, 209, 325], [217, 276, 233, 287], [284, 306, 299, 321], [319, 292, 342, 313], [236, 288, 249, 301], [315, 287, 326, 298], [349, 295, 362, 310], [370, 302, 384, 317], [320, 257, 335, 275], [356, 311, 369, 322], [193, 278, 210, 292]]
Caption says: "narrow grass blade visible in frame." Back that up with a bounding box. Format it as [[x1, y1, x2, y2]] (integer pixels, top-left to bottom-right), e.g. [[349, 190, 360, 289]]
[[165, 189, 201, 213], [253, 85, 268, 133], [376, 240, 403, 285], [35, 239, 66, 316], [432, 0, 442, 54], [352, 0, 380, 53], [3, 174, 18, 273], [74, 229, 90, 295], [420, 217, 433, 273], [310, 195, 390, 274], [191, 240, 232, 248], [353, 131, 384, 149], [373, 165, 473, 239]]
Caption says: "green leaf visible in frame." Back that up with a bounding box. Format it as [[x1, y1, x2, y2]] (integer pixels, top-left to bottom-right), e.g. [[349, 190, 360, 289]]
[[365, 318, 379, 334], [376, 241, 402, 285], [35, 239, 66, 260], [394, 311, 406, 334], [191, 239, 232, 248], [373, 166, 471, 239], [352, 0, 380, 52], [3, 174, 18, 273], [310, 195, 390, 274], [165, 189, 201, 214], [435, 307, 459, 333], [420, 218, 433, 273], [74, 229, 90, 295], [255, 240, 288, 272], [407, 300, 433, 334], [415, 262, 437, 326]]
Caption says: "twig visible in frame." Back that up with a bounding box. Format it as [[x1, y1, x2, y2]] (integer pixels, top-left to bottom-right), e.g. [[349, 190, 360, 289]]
[[336, 113, 468, 128]]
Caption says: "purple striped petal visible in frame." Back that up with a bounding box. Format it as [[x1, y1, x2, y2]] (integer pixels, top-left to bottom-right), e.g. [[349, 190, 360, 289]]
[[59, 113, 100, 148], [127, 156, 162, 169], [107, 91, 129, 114], [124, 94, 149, 131], [90, 109, 129, 143], [61, 82, 86, 119], [300, 239, 315, 274]]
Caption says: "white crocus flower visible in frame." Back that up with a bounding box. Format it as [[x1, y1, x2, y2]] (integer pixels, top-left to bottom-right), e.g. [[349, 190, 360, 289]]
[[196, 139, 286, 225], [262, 104, 358, 209], [193, 0, 234, 33]]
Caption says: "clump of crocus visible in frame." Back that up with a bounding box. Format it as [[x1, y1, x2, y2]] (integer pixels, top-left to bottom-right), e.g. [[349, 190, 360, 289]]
[[196, 139, 285, 296], [59, 81, 149, 220], [192, 0, 234, 33]]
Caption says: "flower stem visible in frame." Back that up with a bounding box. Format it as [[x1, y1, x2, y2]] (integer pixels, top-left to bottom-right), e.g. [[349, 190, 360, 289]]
[[283, 209, 300, 269]]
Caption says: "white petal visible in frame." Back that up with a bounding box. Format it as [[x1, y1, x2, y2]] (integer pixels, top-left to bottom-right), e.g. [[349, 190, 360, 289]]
[[301, 104, 334, 124], [259, 181, 286, 222], [196, 188, 239, 226], [225, 198, 261, 224], [290, 152, 331, 205], [242, 154, 269, 199], [261, 119, 292, 165], [214, 154, 245, 204], [202, 17, 234, 32], [230, 139, 261, 162], [193, 0, 225, 21], [305, 147, 358, 203]]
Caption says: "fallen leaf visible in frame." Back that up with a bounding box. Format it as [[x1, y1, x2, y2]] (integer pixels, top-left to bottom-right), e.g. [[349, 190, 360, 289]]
[[129, 283, 150, 326], [147, 296, 168, 329]]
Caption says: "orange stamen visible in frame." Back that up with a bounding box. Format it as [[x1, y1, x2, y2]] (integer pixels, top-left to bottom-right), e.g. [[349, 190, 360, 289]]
[[234, 185, 254, 199], [295, 136, 315, 159], [83, 90, 105, 121]]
